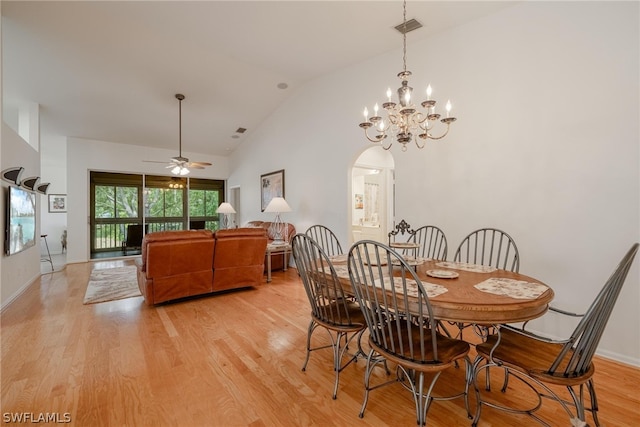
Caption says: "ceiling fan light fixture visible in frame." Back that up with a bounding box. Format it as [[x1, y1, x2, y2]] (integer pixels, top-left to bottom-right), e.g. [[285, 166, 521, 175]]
[[171, 165, 190, 176]]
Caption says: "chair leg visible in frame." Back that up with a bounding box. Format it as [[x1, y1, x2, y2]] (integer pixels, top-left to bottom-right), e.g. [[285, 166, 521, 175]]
[[303, 321, 364, 400], [359, 350, 376, 419], [404, 367, 442, 426], [359, 350, 395, 419], [301, 320, 318, 372], [567, 384, 591, 427], [331, 331, 344, 399], [586, 380, 601, 427], [473, 358, 591, 427], [331, 329, 366, 399], [416, 371, 426, 425], [463, 357, 474, 419]]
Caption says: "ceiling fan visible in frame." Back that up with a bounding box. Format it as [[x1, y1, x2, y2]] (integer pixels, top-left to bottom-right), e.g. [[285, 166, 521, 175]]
[[144, 93, 212, 176]]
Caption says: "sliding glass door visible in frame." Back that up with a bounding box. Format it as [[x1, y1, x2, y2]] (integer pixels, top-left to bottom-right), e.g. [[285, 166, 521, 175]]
[[90, 172, 143, 256], [90, 171, 225, 258]]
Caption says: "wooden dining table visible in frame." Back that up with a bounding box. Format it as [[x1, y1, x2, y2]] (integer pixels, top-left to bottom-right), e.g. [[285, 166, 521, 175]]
[[329, 256, 554, 326]]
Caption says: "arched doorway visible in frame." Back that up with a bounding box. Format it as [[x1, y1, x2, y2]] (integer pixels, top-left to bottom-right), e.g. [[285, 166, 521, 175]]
[[349, 147, 395, 245]]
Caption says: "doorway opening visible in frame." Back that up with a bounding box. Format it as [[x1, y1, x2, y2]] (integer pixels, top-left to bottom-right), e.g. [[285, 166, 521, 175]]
[[350, 147, 395, 245]]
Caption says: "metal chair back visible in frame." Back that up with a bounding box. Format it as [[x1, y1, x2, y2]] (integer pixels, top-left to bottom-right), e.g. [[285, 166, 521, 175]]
[[551, 243, 639, 377], [454, 228, 520, 272], [412, 225, 448, 260], [305, 225, 343, 257], [347, 240, 441, 362], [292, 233, 357, 326]]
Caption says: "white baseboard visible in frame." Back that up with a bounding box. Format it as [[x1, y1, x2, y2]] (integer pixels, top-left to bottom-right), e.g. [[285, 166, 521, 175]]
[[0, 272, 40, 313]]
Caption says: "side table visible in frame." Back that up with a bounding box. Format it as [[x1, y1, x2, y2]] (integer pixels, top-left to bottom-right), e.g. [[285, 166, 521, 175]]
[[265, 243, 292, 283]]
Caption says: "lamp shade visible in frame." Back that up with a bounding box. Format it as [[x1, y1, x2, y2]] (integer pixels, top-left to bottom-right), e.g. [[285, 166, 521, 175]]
[[264, 197, 291, 213], [216, 202, 236, 214]]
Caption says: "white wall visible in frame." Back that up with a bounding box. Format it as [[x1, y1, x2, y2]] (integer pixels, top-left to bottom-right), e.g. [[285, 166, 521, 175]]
[[39, 134, 67, 255], [229, 2, 639, 364], [1, 123, 42, 308], [66, 137, 229, 264]]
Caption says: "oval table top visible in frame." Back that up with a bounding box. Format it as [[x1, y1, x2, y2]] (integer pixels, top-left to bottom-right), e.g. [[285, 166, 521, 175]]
[[332, 258, 554, 325], [420, 260, 553, 324]]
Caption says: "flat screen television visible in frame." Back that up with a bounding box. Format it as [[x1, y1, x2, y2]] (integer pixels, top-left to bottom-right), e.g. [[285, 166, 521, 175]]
[[5, 185, 37, 256]]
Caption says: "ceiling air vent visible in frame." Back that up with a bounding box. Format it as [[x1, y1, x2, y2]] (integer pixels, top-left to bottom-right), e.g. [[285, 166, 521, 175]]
[[235, 127, 247, 134], [394, 18, 422, 34]]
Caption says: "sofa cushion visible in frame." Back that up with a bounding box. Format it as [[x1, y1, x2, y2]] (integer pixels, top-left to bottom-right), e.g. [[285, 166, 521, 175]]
[[212, 228, 268, 291], [140, 229, 213, 272]]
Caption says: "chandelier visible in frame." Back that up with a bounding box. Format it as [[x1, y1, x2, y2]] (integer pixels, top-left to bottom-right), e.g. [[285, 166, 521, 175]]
[[358, 0, 457, 151], [168, 178, 184, 189]]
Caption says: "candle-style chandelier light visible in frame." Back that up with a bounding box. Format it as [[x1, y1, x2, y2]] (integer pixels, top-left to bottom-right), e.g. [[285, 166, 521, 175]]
[[359, 0, 457, 151]]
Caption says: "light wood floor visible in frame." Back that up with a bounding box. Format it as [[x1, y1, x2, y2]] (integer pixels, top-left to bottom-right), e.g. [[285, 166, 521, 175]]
[[2, 260, 639, 426]]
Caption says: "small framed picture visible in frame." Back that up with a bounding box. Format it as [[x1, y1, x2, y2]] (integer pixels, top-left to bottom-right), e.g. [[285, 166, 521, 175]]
[[355, 194, 364, 209], [48, 194, 67, 213], [261, 169, 285, 211]]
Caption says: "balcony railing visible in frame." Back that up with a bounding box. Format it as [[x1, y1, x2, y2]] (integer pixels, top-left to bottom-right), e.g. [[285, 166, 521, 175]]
[[93, 220, 218, 252]]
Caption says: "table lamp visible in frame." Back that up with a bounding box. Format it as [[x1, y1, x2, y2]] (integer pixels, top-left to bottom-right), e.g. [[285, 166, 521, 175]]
[[264, 197, 292, 244], [216, 202, 236, 229]]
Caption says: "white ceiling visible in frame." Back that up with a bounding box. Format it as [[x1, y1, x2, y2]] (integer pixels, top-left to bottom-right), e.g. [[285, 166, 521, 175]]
[[2, 1, 516, 157]]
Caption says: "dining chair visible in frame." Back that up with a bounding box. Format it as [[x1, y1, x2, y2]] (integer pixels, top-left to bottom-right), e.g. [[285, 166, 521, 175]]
[[450, 228, 520, 340], [291, 233, 366, 400], [347, 240, 472, 425], [122, 223, 147, 255], [387, 219, 416, 245], [453, 227, 520, 272], [411, 225, 448, 260], [472, 243, 639, 427], [305, 224, 343, 257]]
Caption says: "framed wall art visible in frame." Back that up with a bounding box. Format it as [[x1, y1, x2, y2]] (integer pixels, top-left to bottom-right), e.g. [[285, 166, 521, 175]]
[[260, 169, 285, 211], [354, 194, 364, 209], [48, 194, 67, 213]]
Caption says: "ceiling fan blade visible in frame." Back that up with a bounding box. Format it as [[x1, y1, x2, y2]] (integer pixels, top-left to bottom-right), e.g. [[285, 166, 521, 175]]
[[142, 160, 169, 164], [187, 165, 205, 169], [189, 161, 212, 166]]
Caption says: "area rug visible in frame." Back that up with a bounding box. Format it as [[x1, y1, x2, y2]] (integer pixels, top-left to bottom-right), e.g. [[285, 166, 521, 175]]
[[83, 265, 141, 304]]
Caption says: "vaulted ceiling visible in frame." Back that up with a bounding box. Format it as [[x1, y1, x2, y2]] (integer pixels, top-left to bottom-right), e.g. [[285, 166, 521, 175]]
[[2, 1, 516, 156]]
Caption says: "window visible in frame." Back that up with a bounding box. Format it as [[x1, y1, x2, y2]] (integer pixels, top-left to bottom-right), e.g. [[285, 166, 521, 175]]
[[188, 178, 224, 231], [144, 175, 186, 232], [95, 185, 139, 219], [90, 172, 225, 257], [146, 188, 183, 218]]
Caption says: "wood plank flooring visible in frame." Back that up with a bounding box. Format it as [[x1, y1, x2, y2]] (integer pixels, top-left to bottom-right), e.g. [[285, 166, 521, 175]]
[[2, 260, 639, 426]]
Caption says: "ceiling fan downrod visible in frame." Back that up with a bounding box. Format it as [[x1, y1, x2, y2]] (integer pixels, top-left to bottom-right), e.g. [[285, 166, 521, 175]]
[[175, 93, 186, 161]]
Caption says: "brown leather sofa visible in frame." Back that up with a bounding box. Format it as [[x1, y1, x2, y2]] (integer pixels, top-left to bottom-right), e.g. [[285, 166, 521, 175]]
[[136, 228, 268, 305], [245, 221, 296, 271]]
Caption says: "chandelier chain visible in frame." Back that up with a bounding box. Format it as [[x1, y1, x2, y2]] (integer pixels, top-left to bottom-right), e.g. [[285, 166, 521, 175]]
[[402, 0, 407, 73]]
